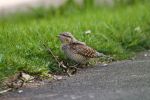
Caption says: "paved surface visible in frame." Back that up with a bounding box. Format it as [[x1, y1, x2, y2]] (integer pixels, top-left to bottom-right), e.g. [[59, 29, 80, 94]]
[[0, 51, 150, 100]]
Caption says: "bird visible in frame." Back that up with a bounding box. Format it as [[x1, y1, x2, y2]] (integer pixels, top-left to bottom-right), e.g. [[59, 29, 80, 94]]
[[58, 32, 105, 65]]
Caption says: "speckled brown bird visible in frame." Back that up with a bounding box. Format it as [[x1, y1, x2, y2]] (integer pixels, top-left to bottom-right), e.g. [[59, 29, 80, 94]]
[[58, 32, 105, 64]]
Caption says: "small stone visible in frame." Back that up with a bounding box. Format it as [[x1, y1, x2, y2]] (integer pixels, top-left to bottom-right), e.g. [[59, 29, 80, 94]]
[[102, 63, 108, 67], [144, 54, 148, 57], [22, 73, 34, 81], [18, 90, 23, 93], [53, 75, 63, 80]]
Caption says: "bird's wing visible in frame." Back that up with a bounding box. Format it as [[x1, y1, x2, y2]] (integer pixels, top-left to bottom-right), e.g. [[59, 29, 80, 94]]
[[70, 42, 98, 58]]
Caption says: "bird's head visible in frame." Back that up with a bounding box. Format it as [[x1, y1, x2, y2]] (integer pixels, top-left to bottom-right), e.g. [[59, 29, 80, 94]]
[[58, 32, 77, 44]]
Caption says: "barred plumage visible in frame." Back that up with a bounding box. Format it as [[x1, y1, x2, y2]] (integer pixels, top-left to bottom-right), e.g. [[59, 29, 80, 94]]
[[58, 32, 105, 64]]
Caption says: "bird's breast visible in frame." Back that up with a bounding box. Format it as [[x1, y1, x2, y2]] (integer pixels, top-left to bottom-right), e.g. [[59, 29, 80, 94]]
[[62, 45, 88, 64]]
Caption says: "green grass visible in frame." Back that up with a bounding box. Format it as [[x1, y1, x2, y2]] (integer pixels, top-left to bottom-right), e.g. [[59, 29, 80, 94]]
[[0, 1, 150, 85]]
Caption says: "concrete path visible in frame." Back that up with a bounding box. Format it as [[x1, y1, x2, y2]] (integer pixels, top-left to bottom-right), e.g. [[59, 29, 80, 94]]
[[0, 51, 150, 100]]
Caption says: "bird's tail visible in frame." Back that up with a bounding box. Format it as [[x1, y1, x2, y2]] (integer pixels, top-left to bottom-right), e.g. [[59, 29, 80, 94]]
[[96, 52, 106, 57], [96, 52, 114, 62]]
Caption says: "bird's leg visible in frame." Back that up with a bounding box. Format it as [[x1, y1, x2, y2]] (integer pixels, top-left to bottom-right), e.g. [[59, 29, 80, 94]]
[[85, 62, 93, 66], [69, 63, 80, 70], [66, 63, 80, 76], [75, 63, 88, 69]]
